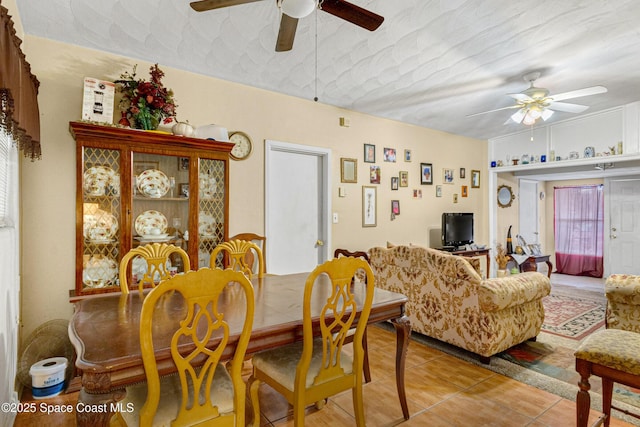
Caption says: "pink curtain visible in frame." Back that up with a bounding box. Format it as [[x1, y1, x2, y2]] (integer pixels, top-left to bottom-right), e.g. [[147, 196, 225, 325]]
[[554, 185, 604, 277]]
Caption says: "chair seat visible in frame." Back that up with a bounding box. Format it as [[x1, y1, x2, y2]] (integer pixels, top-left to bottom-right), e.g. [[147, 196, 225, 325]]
[[252, 338, 353, 391], [575, 329, 640, 375], [119, 364, 235, 426]]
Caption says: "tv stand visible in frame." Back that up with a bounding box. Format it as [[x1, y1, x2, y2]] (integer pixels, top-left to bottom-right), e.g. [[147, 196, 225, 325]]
[[445, 248, 491, 278]]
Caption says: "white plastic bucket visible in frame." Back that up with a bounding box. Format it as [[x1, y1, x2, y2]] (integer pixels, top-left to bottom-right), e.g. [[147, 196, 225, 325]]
[[29, 357, 67, 399]]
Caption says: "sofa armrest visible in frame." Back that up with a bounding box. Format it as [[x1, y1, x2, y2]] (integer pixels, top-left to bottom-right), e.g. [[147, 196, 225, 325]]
[[606, 274, 640, 305], [478, 272, 551, 312]]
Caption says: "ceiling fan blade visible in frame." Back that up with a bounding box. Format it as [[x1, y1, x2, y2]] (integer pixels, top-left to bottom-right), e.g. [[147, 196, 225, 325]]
[[550, 86, 607, 102], [547, 101, 589, 113], [190, 0, 263, 12], [507, 93, 533, 102], [320, 0, 384, 31], [276, 13, 298, 52], [466, 104, 520, 118]]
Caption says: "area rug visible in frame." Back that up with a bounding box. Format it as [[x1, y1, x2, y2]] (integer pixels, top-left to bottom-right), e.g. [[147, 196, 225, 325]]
[[540, 293, 606, 339], [392, 289, 640, 425]]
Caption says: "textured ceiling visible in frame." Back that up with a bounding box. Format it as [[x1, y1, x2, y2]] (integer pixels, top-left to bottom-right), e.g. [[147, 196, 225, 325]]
[[15, 0, 640, 140]]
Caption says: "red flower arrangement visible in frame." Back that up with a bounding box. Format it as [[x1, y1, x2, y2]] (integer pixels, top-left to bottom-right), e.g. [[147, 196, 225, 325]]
[[115, 64, 177, 130]]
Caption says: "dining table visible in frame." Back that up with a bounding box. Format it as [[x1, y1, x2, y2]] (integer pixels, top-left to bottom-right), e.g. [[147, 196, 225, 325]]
[[68, 271, 411, 426]]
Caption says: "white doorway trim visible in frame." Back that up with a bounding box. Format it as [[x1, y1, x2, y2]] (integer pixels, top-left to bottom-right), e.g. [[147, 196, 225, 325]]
[[265, 140, 332, 273]]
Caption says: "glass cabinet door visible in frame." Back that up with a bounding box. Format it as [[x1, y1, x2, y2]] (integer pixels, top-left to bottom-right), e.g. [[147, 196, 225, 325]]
[[82, 147, 121, 291], [198, 157, 225, 268]]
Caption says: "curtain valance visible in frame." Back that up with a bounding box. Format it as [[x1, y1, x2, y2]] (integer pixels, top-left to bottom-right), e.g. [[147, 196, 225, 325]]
[[0, 3, 40, 161]]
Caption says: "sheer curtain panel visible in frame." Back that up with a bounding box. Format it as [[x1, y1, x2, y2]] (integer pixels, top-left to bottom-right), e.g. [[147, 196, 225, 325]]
[[554, 185, 604, 277]]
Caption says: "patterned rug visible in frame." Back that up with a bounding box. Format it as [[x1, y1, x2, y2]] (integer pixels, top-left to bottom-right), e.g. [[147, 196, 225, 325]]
[[540, 293, 606, 339]]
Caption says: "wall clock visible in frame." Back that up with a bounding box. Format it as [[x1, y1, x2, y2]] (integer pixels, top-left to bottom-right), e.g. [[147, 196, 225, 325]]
[[228, 131, 253, 161]]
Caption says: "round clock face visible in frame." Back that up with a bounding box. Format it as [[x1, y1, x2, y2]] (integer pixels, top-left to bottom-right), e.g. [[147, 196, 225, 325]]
[[229, 131, 253, 161]]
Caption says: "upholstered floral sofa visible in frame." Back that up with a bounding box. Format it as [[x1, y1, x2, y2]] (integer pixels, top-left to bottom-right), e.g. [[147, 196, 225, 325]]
[[605, 274, 640, 332], [368, 245, 551, 361]]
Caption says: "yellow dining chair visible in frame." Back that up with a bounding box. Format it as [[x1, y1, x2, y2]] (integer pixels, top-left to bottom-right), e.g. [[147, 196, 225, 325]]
[[210, 239, 265, 278], [229, 233, 267, 275], [119, 243, 190, 294], [333, 249, 372, 383], [113, 268, 255, 427], [248, 257, 375, 426]]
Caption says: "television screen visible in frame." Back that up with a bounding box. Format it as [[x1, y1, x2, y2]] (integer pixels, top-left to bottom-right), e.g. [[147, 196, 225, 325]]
[[442, 213, 474, 247]]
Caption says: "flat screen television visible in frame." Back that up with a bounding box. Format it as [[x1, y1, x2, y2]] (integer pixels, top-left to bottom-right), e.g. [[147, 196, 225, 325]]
[[441, 213, 474, 247]]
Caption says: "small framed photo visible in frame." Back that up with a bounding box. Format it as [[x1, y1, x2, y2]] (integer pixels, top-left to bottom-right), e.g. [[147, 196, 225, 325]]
[[461, 185, 468, 197], [383, 147, 397, 162], [436, 185, 442, 197], [178, 157, 189, 170], [412, 189, 423, 199], [460, 167, 466, 179], [179, 183, 190, 198], [340, 158, 357, 183], [443, 168, 454, 184], [362, 186, 377, 227], [399, 171, 409, 187], [391, 200, 400, 215], [391, 176, 399, 190], [404, 149, 412, 162], [364, 144, 376, 163], [420, 163, 433, 185], [453, 193, 459, 203], [471, 170, 481, 188], [369, 165, 381, 184]]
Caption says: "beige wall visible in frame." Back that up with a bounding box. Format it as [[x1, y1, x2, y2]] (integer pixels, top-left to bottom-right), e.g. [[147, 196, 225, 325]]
[[19, 36, 488, 339]]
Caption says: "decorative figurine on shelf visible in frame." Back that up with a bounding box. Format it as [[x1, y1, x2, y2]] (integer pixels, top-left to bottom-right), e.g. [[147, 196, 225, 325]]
[[115, 64, 177, 130]]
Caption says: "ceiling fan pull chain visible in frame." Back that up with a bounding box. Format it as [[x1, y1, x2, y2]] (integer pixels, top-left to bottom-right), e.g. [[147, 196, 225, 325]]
[[314, 8, 319, 102]]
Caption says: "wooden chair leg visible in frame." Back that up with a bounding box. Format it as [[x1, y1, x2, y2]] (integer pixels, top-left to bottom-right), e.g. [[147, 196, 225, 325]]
[[362, 327, 371, 383], [576, 359, 592, 427], [602, 378, 613, 427]]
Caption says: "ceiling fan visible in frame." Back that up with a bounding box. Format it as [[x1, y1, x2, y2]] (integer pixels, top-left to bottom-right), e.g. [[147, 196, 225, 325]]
[[468, 72, 607, 126], [190, 0, 384, 52]]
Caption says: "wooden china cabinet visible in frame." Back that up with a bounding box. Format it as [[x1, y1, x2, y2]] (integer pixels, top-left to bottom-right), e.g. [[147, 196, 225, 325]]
[[70, 121, 232, 297]]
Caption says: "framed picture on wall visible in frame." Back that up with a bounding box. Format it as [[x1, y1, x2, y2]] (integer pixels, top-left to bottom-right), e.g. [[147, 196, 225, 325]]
[[391, 176, 399, 190], [364, 144, 376, 163], [383, 147, 397, 162], [436, 185, 442, 197], [369, 165, 381, 184], [420, 163, 433, 185], [443, 168, 454, 184], [461, 185, 468, 197], [471, 170, 481, 188], [404, 149, 412, 162], [460, 168, 466, 179], [362, 186, 377, 227], [340, 158, 357, 183], [399, 171, 409, 187], [391, 200, 400, 215]]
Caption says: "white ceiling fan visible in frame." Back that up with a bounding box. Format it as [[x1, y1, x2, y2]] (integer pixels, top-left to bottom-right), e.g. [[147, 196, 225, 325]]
[[468, 72, 607, 125]]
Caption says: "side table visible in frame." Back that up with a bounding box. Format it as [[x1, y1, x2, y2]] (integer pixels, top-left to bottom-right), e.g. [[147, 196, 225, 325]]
[[509, 254, 553, 278]]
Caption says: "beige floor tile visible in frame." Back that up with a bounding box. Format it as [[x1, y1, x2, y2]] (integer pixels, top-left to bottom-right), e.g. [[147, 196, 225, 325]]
[[428, 393, 535, 427], [464, 374, 562, 418]]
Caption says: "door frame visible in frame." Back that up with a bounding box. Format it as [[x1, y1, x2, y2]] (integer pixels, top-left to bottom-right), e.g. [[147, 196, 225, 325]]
[[264, 140, 332, 272]]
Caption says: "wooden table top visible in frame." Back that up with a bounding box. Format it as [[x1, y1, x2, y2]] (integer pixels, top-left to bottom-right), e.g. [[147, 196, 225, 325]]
[[69, 272, 408, 392]]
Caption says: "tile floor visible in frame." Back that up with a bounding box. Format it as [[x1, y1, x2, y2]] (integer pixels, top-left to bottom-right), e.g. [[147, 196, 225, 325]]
[[15, 323, 635, 427], [15, 273, 634, 426]]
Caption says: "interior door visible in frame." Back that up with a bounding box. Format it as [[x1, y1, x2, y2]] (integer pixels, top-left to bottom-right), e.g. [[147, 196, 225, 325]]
[[608, 178, 640, 275], [519, 179, 539, 245], [265, 140, 331, 274]]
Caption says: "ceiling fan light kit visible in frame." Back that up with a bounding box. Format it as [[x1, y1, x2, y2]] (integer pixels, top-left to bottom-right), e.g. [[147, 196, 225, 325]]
[[469, 71, 607, 127], [278, 0, 318, 18]]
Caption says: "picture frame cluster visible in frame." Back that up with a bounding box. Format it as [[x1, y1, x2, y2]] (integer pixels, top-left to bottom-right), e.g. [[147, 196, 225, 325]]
[[341, 143, 482, 227]]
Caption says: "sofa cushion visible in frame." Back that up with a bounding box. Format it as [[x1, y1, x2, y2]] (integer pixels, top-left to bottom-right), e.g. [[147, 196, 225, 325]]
[[478, 272, 551, 312]]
